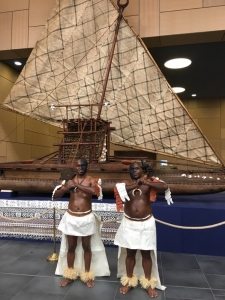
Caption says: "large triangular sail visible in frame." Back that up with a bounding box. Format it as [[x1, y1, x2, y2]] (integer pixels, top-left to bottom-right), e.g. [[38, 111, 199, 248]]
[[3, 0, 223, 166]]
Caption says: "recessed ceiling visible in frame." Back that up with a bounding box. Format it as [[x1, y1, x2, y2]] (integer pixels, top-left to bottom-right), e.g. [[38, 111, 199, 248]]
[[0, 48, 32, 73], [2, 58, 27, 73], [149, 41, 225, 100]]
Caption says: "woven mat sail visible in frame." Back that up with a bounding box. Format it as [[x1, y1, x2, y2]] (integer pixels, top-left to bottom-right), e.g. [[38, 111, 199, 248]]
[[3, 0, 221, 166]]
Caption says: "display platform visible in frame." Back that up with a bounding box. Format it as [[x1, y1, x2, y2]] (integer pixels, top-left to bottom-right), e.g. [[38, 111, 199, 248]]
[[1, 190, 225, 256], [0, 190, 119, 245], [154, 192, 225, 256]]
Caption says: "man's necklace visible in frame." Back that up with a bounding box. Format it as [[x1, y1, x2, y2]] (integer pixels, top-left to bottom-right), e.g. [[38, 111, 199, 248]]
[[132, 180, 142, 197], [74, 176, 85, 192]]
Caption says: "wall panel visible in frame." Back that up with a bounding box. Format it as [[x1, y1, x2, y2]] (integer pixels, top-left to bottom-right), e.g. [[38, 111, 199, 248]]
[[140, 0, 159, 37], [204, 0, 225, 7], [160, 0, 202, 12], [0, 0, 28, 12], [160, 6, 225, 36], [12, 10, 28, 49], [0, 13, 12, 50]]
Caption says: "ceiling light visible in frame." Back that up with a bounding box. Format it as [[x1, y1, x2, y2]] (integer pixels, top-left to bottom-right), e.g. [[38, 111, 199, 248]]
[[191, 93, 197, 97], [14, 61, 22, 66], [164, 58, 192, 69], [172, 87, 185, 94]]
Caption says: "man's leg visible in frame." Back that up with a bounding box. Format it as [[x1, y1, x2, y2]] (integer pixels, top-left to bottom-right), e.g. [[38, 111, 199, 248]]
[[140, 250, 158, 298], [120, 248, 138, 294], [60, 235, 78, 287], [80, 235, 94, 288], [126, 248, 137, 277]]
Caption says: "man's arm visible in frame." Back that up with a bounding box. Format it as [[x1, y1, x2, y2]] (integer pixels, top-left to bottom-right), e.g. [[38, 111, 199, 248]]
[[124, 180, 139, 192], [73, 177, 98, 196], [141, 176, 168, 192], [52, 179, 74, 199], [145, 176, 173, 205], [114, 186, 124, 212]]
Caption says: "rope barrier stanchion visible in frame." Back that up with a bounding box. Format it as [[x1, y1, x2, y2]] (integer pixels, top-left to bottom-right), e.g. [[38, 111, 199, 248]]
[[47, 182, 62, 262], [46, 182, 66, 262], [47, 206, 59, 262]]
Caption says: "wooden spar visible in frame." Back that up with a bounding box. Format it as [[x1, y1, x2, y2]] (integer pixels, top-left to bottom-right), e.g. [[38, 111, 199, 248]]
[[46, 1, 130, 163], [96, 0, 129, 119]]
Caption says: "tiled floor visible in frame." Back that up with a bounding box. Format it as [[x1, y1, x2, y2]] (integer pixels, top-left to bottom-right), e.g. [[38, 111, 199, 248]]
[[0, 239, 225, 300]]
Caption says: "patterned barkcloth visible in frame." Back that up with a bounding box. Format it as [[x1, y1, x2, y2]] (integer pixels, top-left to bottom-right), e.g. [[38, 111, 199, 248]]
[[0, 195, 121, 244]]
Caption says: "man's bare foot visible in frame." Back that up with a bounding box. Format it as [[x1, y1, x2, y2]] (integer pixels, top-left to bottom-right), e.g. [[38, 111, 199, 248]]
[[59, 278, 73, 287], [120, 285, 131, 295], [86, 279, 94, 288], [147, 287, 158, 298]]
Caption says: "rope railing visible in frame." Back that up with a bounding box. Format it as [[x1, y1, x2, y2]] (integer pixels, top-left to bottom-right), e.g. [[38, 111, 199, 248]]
[[1, 208, 225, 230], [0, 208, 53, 222], [154, 218, 225, 230]]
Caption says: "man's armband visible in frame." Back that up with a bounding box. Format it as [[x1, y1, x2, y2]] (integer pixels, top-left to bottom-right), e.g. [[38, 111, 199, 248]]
[[51, 180, 66, 200], [149, 177, 159, 202], [115, 183, 130, 202], [165, 188, 173, 205], [94, 178, 103, 200], [114, 187, 124, 212]]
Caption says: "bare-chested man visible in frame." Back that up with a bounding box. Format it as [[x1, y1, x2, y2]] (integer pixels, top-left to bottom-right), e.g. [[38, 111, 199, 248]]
[[53, 158, 110, 288], [114, 162, 168, 298]]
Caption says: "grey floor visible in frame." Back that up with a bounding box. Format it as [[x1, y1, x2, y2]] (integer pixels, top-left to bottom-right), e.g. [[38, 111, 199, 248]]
[[0, 239, 225, 300]]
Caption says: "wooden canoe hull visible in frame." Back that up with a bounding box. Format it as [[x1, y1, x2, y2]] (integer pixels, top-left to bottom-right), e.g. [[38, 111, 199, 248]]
[[0, 164, 225, 195]]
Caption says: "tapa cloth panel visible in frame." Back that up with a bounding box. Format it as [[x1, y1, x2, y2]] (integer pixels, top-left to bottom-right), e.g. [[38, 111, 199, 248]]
[[0, 199, 121, 243]]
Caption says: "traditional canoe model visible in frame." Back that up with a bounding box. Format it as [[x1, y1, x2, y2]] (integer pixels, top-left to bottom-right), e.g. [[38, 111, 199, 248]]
[[0, 0, 225, 195]]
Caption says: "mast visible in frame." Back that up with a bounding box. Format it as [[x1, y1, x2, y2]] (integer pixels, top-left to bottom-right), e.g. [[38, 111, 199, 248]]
[[97, 0, 129, 119], [52, 1, 129, 164], [4, 0, 222, 167]]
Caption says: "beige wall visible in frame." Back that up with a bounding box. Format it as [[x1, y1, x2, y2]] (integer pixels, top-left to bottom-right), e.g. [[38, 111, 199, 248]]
[[140, 0, 225, 46], [1, 0, 225, 50], [0, 62, 17, 102], [0, 63, 61, 162], [0, 0, 225, 164], [0, 0, 55, 51], [183, 98, 225, 163]]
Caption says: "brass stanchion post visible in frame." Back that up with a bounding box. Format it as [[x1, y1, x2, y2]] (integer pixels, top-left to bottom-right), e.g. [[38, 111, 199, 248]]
[[47, 206, 59, 261]]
